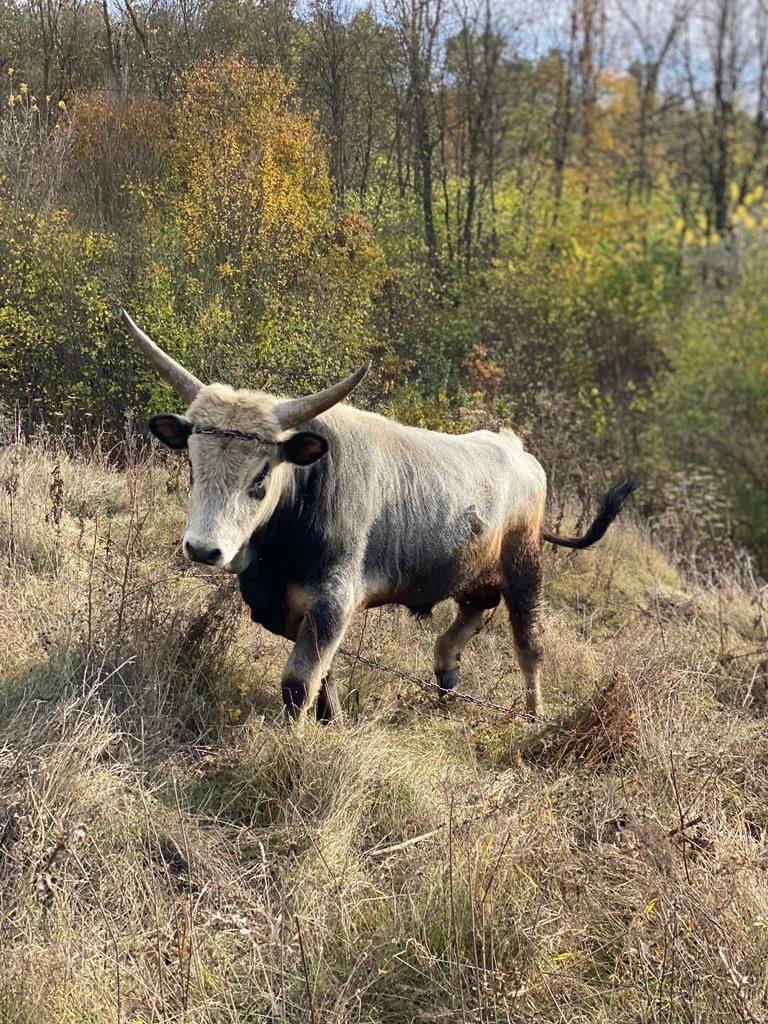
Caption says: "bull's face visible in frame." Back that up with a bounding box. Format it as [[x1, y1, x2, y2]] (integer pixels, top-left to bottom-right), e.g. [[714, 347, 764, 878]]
[[147, 411, 327, 573], [118, 309, 367, 574]]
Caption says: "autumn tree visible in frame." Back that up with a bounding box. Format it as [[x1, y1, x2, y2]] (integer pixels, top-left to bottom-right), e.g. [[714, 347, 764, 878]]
[[300, 1, 390, 208]]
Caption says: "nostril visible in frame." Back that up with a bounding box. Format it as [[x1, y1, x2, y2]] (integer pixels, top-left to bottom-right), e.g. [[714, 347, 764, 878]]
[[185, 541, 222, 565]]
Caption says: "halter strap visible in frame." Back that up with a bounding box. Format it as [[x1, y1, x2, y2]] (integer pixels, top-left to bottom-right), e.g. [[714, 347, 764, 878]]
[[192, 426, 278, 444]]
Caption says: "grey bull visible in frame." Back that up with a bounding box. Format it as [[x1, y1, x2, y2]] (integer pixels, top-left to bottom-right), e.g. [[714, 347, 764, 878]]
[[121, 309, 634, 720]]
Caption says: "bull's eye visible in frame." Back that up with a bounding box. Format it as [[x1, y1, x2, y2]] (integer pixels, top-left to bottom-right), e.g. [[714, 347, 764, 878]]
[[188, 463, 194, 488], [248, 465, 269, 500]]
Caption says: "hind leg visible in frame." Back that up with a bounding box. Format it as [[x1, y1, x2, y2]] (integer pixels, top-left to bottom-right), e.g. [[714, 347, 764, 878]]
[[501, 535, 544, 717], [434, 591, 500, 692]]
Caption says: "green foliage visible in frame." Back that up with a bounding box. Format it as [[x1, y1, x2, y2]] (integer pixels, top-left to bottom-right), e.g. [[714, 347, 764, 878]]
[[373, 188, 686, 500], [653, 237, 768, 564], [0, 206, 123, 427]]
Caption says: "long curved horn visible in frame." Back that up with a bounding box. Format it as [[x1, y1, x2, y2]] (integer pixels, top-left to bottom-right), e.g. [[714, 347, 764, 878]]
[[119, 308, 203, 405], [274, 362, 370, 429]]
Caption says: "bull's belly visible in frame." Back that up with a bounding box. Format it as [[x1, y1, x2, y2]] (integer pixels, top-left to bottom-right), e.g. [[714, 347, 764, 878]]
[[363, 555, 501, 615]]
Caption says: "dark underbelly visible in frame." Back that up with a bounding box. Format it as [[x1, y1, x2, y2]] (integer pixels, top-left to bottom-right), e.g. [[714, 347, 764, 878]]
[[373, 559, 481, 607], [365, 553, 501, 614], [364, 594, 434, 617]]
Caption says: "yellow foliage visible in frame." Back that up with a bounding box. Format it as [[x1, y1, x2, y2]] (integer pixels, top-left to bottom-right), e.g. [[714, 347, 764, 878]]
[[743, 187, 762, 207], [733, 205, 758, 231], [172, 59, 333, 296]]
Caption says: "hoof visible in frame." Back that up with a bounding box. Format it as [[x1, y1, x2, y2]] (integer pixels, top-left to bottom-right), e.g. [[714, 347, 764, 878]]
[[436, 667, 460, 693]]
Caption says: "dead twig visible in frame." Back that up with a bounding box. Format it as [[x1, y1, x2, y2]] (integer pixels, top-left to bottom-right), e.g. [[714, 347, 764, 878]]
[[295, 915, 317, 1024]]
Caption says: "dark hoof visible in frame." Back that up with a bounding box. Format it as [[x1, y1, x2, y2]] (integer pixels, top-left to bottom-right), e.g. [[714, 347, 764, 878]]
[[436, 667, 459, 693]]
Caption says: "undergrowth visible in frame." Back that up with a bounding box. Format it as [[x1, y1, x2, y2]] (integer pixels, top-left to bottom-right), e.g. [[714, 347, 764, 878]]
[[1, 436, 767, 1023]]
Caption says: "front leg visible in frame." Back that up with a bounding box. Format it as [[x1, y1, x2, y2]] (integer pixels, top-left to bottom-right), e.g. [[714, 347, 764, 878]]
[[281, 592, 354, 722]]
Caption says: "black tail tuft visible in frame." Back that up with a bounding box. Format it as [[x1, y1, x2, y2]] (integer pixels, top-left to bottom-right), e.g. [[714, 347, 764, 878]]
[[543, 479, 636, 550]]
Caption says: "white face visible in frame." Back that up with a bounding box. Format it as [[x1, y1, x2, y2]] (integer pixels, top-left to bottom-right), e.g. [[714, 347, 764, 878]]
[[184, 434, 286, 572], [147, 413, 328, 573]]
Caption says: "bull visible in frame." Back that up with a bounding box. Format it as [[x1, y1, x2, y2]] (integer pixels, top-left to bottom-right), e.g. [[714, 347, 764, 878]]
[[121, 309, 634, 721]]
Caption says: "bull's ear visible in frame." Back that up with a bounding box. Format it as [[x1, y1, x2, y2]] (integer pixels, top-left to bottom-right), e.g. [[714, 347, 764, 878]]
[[148, 414, 192, 450], [280, 431, 328, 466]]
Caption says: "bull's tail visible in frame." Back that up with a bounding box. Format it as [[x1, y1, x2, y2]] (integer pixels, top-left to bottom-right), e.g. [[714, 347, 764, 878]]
[[543, 479, 636, 550]]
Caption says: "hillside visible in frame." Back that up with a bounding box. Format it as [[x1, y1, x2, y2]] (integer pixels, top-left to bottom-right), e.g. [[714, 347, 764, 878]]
[[1, 436, 767, 1023]]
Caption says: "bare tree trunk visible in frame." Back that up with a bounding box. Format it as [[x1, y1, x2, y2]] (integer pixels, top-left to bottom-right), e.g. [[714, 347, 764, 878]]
[[551, 2, 577, 226], [101, 0, 119, 81], [711, 0, 733, 235], [385, 0, 443, 269], [682, 0, 767, 241]]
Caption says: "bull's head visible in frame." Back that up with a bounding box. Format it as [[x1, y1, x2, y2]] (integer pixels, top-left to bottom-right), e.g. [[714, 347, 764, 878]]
[[121, 309, 368, 573]]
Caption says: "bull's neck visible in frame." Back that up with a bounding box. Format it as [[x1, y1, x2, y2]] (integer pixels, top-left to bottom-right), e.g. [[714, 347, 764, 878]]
[[246, 434, 335, 575]]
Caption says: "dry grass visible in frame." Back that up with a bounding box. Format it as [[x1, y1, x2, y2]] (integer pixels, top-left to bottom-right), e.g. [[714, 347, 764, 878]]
[[1, 436, 768, 1023]]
